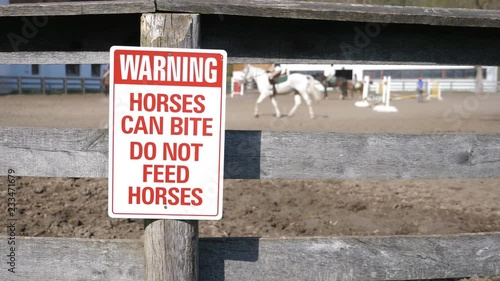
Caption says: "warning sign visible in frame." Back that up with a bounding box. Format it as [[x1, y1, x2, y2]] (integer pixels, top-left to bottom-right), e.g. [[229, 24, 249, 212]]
[[108, 46, 227, 220]]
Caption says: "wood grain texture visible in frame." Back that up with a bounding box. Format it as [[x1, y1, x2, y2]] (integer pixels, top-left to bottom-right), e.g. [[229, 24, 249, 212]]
[[257, 131, 500, 180], [141, 13, 200, 281], [0, 0, 155, 17], [0, 51, 432, 65], [157, 0, 500, 28], [1, 128, 500, 180], [2, 0, 499, 28], [2, 233, 499, 281], [141, 13, 200, 48], [0, 127, 108, 178], [0, 236, 144, 281], [0, 51, 110, 64], [143, 220, 199, 281], [0, 51, 451, 65], [200, 233, 500, 281]]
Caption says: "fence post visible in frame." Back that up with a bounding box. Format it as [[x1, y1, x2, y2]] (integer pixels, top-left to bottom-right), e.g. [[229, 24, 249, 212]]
[[386, 76, 391, 107], [80, 78, 85, 94], [475, 65, 483, 94], [63, 78, 68, 94], [17, 76, 22, 94], [41, 78, 46, 95], [141, 13, 200, 281]]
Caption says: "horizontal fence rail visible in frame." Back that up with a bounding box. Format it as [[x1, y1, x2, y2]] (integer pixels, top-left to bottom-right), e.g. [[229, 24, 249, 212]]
[[0, 52, 110, 65], [1, 233, 499, 281], [1, 128, 500, 179], [157, 0, 500, 28], [0, 0, 155, 17], [3, 0, 499, 27], [368, 79, 500, 93], [0, 76, 105, 94], [437, 80, 500, 93]]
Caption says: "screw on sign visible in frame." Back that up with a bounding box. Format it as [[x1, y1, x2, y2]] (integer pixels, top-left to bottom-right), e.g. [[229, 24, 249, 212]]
[[108, 46, 227, 220]]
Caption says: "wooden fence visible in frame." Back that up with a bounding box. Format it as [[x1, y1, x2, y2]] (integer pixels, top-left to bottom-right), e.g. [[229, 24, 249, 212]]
[[0, 76, 105, 94], [1, 1, 500, 281]]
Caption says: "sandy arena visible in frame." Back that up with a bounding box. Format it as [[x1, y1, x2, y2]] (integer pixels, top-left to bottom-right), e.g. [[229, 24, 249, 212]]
[[0, 90, 499, 247]]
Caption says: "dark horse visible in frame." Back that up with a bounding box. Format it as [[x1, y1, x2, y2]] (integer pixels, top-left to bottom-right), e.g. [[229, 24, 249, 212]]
[[349, 80, 364, 100], [313, 74, 364, 100]]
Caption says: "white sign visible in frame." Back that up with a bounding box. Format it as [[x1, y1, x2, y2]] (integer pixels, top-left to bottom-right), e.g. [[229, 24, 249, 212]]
[[108, 46, 227, 220]]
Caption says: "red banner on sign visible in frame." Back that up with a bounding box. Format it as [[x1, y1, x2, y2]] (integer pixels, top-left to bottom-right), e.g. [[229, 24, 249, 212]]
[[113, 49, 224, 87]]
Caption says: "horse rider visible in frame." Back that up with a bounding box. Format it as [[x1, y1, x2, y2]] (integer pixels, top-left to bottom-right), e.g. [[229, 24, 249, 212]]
[[353, 74, 363, 93], [324, 64, 336, 82], [416, 76, 425, 102], [267, 63, 285, 96], [323, 64, 336, 99]]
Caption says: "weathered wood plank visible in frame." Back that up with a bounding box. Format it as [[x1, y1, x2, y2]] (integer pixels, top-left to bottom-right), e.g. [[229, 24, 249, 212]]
[[0, 51, 439, 65], [1, 233, 500, 281], [0, 236, 144, 281], [257, 131, 500, 180], [141, 13, 200, 48], [140, 13, 201, 281], [157, 0, 500, 28], [0, 0, 155, 17], [0, 127, 108, 178], [201, 234, 500, 281], [2, 0, 500, 29], [0, 51, 109, 64], [1, 128, 500, 179]]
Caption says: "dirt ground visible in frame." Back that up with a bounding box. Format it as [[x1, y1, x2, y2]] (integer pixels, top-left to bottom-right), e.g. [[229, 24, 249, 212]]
[[0, 90, 500, 279]]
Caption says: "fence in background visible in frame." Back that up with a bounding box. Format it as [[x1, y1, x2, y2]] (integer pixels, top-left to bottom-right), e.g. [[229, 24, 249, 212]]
[[369, 79, 500, 93], [0, 76, 105, 94]]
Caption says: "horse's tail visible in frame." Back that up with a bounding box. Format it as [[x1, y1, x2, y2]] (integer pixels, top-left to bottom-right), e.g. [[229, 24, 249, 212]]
[[306, 75, 322, 101]]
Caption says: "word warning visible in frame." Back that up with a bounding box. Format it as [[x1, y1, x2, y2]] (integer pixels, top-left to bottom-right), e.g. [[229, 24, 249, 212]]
[[108, 46, 227, 220]]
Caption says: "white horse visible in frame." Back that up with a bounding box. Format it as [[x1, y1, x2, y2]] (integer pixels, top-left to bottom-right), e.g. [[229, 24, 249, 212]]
[[242, 64, 322, 118]]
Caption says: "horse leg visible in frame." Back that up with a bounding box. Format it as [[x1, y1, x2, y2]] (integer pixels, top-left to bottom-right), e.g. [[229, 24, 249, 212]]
[[287, 93, 302, 117], [300, 90, 315, 119], [342, 82, 348, 100], [254, 92, 268, 118], [270, 96, 281, 118], [290, 89, 315, 119], [322, 81, 328, 100]]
